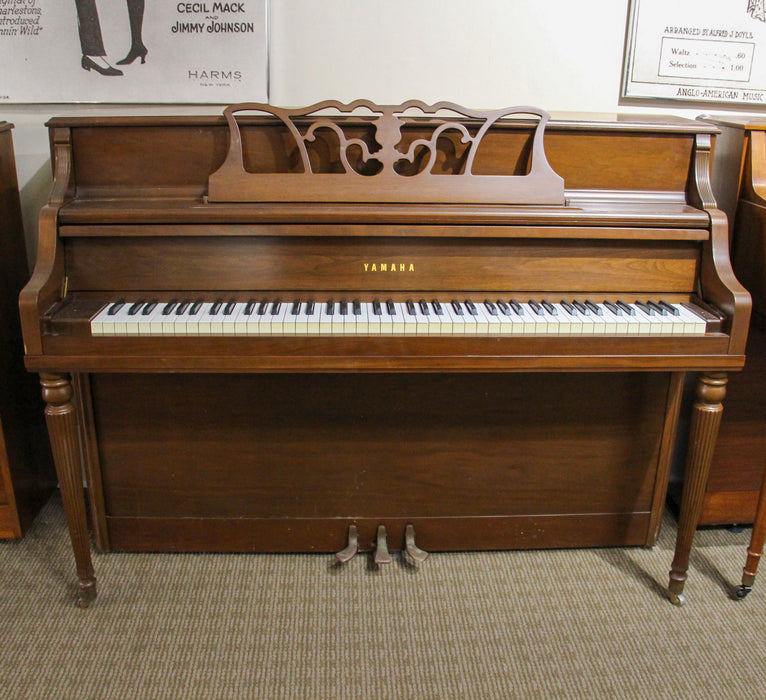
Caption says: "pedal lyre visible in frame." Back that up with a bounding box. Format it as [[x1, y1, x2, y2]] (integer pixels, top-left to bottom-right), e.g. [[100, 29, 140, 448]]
[[404, 524, 429, 562], [335, 524, 359, 564]]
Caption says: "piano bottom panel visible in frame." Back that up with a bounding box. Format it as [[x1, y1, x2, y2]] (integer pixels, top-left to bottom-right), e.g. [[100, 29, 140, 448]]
[[83, 371, 677, 553], [103, 513, 654, 553]]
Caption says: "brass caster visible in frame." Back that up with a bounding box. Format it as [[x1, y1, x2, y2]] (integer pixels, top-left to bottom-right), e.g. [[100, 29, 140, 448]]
[[668, 591, 685, 607], [734, 584, 752, 600]]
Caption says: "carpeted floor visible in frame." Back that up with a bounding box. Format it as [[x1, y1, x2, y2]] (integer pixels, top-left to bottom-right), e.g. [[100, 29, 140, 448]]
[[0, 492, 764, 699]]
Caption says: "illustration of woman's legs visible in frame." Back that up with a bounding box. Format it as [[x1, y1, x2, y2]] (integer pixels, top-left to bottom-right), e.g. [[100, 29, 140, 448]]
[[75, 0, 123, 75], [117, 0, 148, 65]]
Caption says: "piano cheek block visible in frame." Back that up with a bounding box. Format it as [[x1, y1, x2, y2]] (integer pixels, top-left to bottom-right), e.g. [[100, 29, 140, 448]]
[[21, 103, 750, 606]]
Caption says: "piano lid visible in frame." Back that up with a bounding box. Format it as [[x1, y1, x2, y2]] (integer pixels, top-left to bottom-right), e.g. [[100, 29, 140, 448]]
[[206, 100, 566, 206]]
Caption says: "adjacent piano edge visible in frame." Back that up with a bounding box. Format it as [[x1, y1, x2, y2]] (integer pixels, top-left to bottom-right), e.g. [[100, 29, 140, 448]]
[[19, 101, 751, 607]]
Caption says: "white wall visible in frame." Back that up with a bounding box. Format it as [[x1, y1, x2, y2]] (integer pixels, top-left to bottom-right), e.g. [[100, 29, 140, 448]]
[[1, 0, 762, 263]]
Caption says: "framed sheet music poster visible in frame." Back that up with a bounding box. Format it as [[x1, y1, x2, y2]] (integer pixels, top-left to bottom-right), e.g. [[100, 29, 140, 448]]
[[623, 0, 766, 106], [0, 0, 268, 103]]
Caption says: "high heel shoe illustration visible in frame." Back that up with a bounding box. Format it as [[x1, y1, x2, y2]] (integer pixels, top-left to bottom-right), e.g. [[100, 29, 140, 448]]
[[81, 55, 123, 76], [116, 45, 148, 65]]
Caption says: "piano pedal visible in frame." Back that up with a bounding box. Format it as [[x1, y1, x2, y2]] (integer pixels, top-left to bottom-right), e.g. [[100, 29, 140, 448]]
[[335, 524, 359, 564], [374, 525, 392, 566], [404, 524, 429, 563]]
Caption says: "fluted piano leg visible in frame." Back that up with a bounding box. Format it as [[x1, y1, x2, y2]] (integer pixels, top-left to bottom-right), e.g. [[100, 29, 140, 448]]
[[41, 373, 97, 607], [735, 469, 766, 599], [668, 372, 727, 606]]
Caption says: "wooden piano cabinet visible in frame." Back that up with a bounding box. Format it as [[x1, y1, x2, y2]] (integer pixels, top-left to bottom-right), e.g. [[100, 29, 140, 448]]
[[78, 371, 679, 554], [695, 117, 766, 525], [0, 123, 55, 538], [20, 104, 752, 605]]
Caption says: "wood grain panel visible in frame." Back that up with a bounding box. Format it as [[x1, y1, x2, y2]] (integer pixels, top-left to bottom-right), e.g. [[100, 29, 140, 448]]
[[89, 372, 672, 551], [64, 235, 700, 293]]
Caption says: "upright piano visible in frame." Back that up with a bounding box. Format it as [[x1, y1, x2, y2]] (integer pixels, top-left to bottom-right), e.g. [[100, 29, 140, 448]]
[[702, 116, 766, 595], [0, 122, 55, 538], [19, 102, 751, 606]]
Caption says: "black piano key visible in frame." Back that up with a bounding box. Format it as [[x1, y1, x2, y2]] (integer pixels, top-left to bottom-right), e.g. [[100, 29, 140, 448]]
[[189, 299, 204, 315], [603, 300, 622, 316], [406, 299, 416, 315], [541, 299, 557, 315], [338, 299, 348, 316], [431, 299, 444, 315], [418, 299, 430, 316], [561, 300, 576, 315], [326, 299, 334, 315], [176, 299, 191, 315], [244, 298, 256, 315], [584, 300, 602, 316], [291, 299, 301, 315], [107, 299, 126, 315], [209, 298, 223, 315], [529, 299, 544, 316], [257, 298, 269, 315], [508, 299, 523, 315], [496, 300, 511, 316], [464, 299, 478, 315], [659, 300, 680, 316], [306, 300, 316, 315], [572, 300, 589, 315], [647, 300, 667, 316], [616, 300, 635, 316], [386, 299, 396, 315], [353, 299, 362, 315], [128, 300, 145, 315], [635, 301, 654, 315], [224, 298, 237, 315], [162, 298, 178, 315], [484, 299, 498, 315], [451, 300, 464, 315], [141, 299, 158, 315], [372, 299, 382, 316], [271, 299, 282, 315]]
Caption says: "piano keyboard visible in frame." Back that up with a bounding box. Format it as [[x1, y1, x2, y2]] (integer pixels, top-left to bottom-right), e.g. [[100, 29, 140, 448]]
[[90, 297, 715, 336]]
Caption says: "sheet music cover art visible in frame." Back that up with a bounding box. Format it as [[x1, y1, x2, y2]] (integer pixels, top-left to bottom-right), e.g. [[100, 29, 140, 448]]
[[623, 0, 766, 105], [0, 0, 268, 103]]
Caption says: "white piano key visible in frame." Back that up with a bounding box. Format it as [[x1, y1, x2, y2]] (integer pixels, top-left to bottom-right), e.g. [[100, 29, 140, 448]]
[[599, 304, 626, 334], [445, 301, 467, 334], [138, 304, 166, 336], [342, 300, 357, 335], [268, 301, 289, 335], [431, 301, 450, 335], [674, 303, 707, 334], [386, 302, 403, 334], [90, 303, 114, 336], [354, 301, 370, 335], [221, 302, 245, 335]]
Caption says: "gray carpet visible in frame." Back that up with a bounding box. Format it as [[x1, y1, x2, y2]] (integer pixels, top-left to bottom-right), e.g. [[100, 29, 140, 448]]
[[1, 493, 765, 699]]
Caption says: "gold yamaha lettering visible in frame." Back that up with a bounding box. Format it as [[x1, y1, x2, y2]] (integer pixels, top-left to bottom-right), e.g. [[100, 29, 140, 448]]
[[363, 263, 415, 272]]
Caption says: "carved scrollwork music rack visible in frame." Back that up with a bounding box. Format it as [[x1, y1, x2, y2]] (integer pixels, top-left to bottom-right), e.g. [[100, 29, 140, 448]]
[[206, 100, 566, 205]]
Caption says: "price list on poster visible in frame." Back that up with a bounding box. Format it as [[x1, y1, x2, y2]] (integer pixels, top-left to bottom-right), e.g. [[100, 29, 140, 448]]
[[623, 0, 766, 105]]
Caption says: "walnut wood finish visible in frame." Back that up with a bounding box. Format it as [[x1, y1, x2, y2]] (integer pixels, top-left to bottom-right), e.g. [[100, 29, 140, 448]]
[[692, 118, 766, 525], [20, 105, 752, 606], [704, 116, 766, 596], [0, 123, 55, 538]]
